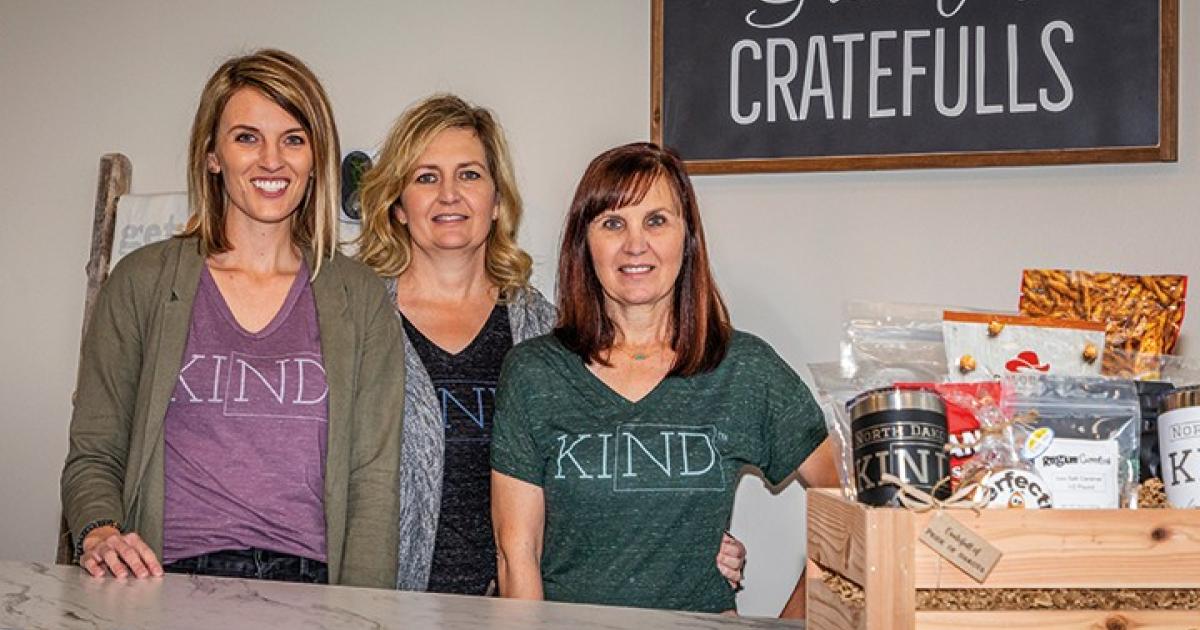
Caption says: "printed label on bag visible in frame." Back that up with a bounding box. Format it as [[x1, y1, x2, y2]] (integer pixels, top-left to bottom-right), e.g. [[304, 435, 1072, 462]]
[[1032, 437, 1120, 508], [918, 512, 1002, 583]]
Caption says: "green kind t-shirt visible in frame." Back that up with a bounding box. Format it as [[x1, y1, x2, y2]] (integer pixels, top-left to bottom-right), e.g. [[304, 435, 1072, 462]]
[[491, 331, 826, 612]]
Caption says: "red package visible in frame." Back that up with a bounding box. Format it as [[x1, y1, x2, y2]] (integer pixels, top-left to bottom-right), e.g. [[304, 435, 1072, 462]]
[[896, 381, 1001, 484]]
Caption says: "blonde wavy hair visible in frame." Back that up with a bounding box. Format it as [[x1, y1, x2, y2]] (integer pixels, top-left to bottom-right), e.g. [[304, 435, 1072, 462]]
[[183, 49, 340, 274], [356, 94, 532, 295]]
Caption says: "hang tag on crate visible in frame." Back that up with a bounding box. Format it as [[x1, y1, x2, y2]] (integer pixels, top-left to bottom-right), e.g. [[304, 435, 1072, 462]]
[[919, 512, 1002, 583]]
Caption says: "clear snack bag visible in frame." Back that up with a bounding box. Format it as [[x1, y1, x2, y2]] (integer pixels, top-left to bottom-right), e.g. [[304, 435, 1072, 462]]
[[1001, 375, 1141, 509], [936, 387, 1053, 509], [809, 361, 878, 501], [816, 301, 969, 500], [942, 311, 1106, 382], [841, 301, 952, 378]]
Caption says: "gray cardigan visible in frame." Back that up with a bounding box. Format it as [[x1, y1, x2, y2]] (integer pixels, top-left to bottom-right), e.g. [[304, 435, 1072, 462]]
[[386, 279, 556, 590]]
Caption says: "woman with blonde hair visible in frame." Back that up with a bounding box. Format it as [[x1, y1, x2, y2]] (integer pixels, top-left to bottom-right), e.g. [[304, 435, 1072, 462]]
[[357, 94, 555, 594], [61, 49, 404, 587], [358, 95, 746, 595]]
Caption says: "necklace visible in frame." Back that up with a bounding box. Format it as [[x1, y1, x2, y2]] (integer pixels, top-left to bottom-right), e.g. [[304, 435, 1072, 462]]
[[619, 343, 667, 362]]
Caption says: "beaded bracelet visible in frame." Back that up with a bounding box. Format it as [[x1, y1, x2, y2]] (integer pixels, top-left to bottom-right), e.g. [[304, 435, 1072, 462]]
[[73, 519, 121, 563]]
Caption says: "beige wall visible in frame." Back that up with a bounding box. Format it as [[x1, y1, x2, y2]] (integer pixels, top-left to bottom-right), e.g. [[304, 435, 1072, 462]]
[[0, 0, 1195, 616]]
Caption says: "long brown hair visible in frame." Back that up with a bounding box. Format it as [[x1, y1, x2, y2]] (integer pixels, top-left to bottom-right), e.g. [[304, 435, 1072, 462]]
[[555, 142, 731, 376], [182, 49, 340, 275]]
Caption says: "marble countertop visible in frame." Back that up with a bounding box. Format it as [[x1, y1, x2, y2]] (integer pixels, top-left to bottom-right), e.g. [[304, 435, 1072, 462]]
[[0, 561, 803, 629]]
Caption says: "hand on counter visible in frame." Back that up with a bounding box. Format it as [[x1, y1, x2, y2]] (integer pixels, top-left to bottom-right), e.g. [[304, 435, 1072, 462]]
[[80, 526, 163, 579]]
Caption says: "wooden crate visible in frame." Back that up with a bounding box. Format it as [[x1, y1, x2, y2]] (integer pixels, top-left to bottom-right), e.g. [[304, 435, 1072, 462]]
[[805, 489, 1200, 630]]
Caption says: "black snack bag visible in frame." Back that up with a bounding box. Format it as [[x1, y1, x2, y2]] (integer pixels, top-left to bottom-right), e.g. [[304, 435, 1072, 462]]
[[1137, 381, 1173, 482]]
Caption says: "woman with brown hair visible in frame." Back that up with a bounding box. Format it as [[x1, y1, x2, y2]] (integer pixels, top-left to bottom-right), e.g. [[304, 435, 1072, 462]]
[[491, 142, 837, 613], [61, 49, 404, 587]]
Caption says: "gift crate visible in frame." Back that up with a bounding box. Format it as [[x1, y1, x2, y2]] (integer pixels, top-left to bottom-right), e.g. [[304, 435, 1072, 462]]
[[805, 489, 1200, 630]]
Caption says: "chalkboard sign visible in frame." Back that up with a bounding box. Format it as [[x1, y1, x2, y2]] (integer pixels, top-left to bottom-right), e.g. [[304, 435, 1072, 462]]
[[651, 0, 1177, 173]]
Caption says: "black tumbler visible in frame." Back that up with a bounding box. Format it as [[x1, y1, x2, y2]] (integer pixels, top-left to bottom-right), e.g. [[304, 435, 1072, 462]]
[[850, 387, 949, 507]]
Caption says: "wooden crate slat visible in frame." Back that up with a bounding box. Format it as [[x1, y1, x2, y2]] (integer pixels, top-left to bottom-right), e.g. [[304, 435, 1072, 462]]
[[916, 609, 1200, 629], [910, 507, 1200, 589], [808, 488, 871, 585], [865, 507, 915, 630]]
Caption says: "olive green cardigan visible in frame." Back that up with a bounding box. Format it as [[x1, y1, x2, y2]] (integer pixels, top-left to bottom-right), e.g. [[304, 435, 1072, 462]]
[[61, 236, 404, 588]]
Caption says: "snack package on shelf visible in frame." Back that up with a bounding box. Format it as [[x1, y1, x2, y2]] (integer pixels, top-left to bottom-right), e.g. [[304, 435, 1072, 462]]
[[896, 381, 1001, 485], [1019, 269, 1187, 377], [927, 386, 1050, 510], [942, 311, 1106, 382], [840, 301, 950, 378], [1002, 375, 1141, 509], [809, 362, 860, 501], [1130, 352, 1200, 385]]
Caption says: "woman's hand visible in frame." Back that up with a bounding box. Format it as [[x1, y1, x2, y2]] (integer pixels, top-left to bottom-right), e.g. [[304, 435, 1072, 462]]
[[716, 531, 746, 588], [79, 526, 163, 578]]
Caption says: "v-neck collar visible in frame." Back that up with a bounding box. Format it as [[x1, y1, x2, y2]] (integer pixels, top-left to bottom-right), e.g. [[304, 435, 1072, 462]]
[[402, 302, 504, 361], [200, 260, 308, 339], [559, 341, 681, 408]]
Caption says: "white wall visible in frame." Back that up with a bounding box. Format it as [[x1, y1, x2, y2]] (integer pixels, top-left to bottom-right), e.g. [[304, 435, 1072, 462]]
[[0, 0, 1195, 617]]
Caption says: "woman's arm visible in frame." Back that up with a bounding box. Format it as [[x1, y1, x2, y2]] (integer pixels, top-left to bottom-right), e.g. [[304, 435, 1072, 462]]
[[492, 470, 545, 599], [61, 259, 161, 578], [779, 561, 816, 618], [796, 437, 841, 488], [780, 436, 841, 618]]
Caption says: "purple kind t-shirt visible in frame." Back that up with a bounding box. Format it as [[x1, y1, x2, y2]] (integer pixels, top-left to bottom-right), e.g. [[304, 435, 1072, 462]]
[[162, 262, 328, 563]]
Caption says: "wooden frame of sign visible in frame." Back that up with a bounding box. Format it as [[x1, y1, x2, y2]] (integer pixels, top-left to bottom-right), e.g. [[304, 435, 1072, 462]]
[[651, 0, 1178, 174]]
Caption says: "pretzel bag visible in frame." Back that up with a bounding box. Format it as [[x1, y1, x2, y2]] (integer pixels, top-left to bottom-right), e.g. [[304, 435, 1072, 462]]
[[1019, 270, 1187, 378]]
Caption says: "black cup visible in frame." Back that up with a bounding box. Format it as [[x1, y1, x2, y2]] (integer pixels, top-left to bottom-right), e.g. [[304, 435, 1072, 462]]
[[850, 387, 949, 507]]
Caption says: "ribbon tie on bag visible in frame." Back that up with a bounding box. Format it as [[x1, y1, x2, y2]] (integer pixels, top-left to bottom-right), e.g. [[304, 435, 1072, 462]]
[[878, 473, 988, 514]]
